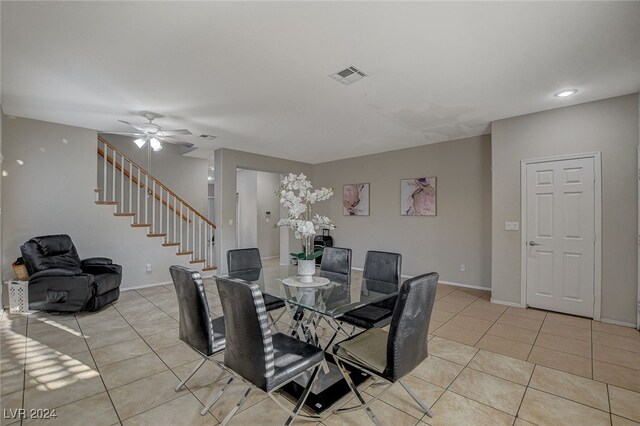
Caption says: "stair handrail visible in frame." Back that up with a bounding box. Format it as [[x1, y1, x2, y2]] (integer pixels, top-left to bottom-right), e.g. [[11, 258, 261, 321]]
[[97, 135, 216, 229]]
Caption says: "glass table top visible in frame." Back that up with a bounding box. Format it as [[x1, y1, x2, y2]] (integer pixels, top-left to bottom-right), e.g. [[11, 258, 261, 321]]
[[226, 265, 398, 318]]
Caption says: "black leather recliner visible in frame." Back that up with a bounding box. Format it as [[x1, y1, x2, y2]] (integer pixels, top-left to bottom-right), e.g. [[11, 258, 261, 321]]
[[20, 234, 122, 312]]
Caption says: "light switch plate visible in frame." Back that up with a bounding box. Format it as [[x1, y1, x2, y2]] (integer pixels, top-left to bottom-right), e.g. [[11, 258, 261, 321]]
[[505, 221, 519, 231]]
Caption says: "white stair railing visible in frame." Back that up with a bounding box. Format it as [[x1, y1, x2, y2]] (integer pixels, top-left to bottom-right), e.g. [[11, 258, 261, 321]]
[[96, 136, 216, 271]]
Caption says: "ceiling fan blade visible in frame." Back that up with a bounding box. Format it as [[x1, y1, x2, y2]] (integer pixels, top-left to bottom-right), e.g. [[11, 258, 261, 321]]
[[157, 135, 194, 148], [117, 119, 147, 133], [156, 129, 192, 136], [101, 131, 146, 137]]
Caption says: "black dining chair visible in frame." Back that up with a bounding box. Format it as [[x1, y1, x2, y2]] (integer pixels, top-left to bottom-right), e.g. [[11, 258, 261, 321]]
[[332, 272, 439, 425], [227, 248, 286, 328], [319, 247, 352, 279], [169, 265, 234, 416], [215, 276, 325, 426], [339, 251, 402, 331]]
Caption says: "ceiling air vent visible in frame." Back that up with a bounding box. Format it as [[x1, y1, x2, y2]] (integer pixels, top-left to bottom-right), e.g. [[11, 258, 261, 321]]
[[199, 134, 218, 140], [330, 65, 368, 85]]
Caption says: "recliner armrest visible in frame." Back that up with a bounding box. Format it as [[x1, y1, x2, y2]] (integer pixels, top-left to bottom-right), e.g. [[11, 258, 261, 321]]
[[81, 263, 122, 276], [81, 257, 113, 266], [29, 268, 83, 280]]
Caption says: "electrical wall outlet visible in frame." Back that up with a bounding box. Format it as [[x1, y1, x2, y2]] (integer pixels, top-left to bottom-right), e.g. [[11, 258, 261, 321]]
[[505, 221, 519, 231], [146, 264, 152, 273], [460, 264, 466, 272]]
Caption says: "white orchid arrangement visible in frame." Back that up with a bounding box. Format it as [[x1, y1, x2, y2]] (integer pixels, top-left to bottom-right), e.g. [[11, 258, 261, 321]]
[[276, 173, 335, 260]]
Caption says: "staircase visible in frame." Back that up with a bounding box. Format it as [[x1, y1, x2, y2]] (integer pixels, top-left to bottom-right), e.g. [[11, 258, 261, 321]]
[[95, 135, 216, 272]]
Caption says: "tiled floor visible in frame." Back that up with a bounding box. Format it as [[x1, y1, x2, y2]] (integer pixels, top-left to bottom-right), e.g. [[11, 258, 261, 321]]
[[1, 272, 639, 425]]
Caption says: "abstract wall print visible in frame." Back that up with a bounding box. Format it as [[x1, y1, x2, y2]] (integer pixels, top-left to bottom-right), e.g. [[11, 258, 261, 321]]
[[400, 177, 437, 216], [343, 183, 370, 216]]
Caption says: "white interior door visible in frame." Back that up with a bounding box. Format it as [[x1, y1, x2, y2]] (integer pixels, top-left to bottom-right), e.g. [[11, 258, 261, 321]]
[[526, 157, 596, 317]]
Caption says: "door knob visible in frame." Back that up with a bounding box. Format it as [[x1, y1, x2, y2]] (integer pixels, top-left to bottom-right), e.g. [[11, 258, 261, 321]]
[[529, 241, 541, 246]]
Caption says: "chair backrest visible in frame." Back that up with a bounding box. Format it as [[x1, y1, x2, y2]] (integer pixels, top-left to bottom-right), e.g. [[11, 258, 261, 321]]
[[227, 248, 262, 273], [384, 272, 438, 382], [320, 247, 352, 277], [170, 265, 217, 356], [363, 251, 402, 285], [20, 234, 82, 275], [216, 276, 274, 390]]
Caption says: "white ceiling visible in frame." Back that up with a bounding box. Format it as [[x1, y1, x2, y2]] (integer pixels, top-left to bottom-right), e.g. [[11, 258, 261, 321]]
[[2, 2, 639, 164]]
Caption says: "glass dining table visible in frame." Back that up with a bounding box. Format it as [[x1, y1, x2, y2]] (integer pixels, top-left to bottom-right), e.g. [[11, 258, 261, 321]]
[[226, 265, 399, 413]]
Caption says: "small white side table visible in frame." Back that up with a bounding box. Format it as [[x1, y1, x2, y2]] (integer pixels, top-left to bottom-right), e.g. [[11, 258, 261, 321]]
[[5, 280, 32, 314]]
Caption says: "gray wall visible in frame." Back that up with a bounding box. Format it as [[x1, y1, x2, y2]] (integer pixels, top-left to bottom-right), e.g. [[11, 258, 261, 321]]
[[256, 171, 281, 258], [101, 134, 209, 214], [312, 135, 492, 286], [491, 94, 639, 324], [213, 148, 312, 273], [237, 169, 258, 249], [2, 117, 193, 288]]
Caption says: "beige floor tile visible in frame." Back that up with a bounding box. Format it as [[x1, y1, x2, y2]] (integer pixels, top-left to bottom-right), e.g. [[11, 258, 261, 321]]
[[612, 415, 640, 426], [459, 305, 502, 322], [594, 361, 640, 393], [428, 336, 478, 366], [99, 352, 168, 390], [0, 390, 23, 424], [496, 313, 542, 332], [475, 334, 532, 361], [435, 285, 457, 300], [468, 349, 534, 386], [609, 385, 640, 423], [24, 350, 98, 390], [468, 299, 508, 313], [130, 317, 179, 337], [109, 370, 187, 419], [120, 307, 173, 326], [1, 367, 24, 396], [429, 309, 456, 324], [540, 321, 592, 342], [518, 388, 609, 426], [437, 294, 475, 309], [26, 332, 89, 356], [172, 359, 228, 391], [225, 396, 302, 426], [527, 346, 591, 378], [535, 332, 592, 358], [23, 375, 105, 411], [113, 299, 158, 316], [78, 316, 131, 335], [367, 375, 444, 419], [193, 379, 267, 421], [424, 390, 513, 426], [84, 325, 139, 350], [594, 343, 640, 371], [122, 393, 216, 425], [324, 398, 419, 426], [486, 323, 538, 345], [410, 355, 464, 388], [505, 306, 547, 320], [433, 300, 466, 314], [449, 368, 525, 415], [447, 314, 494, 333], [529, 365, 608, 411], [432, 323, 484, 346], [428, 320, 445, 333], [142, 328, 182, 351], [514, 418, 537, 426], [91, 337, 152, 367], [593, 331, 640, 354], [545, 312, 592, 329], [156, 343, 202, 368], [593, 322, 640, 339], [135, 285, 172, 298], [22, 392, 119, 426]]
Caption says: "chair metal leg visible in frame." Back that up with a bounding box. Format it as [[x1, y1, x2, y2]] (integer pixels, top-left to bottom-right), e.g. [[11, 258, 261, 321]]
[[399, 379, 433, 417], [175, 358, 206, 391], [284, 365, 320, 426], [200, 376, 235, 415], [268, 312, 280, 332], [220, 386, 252, 426], [334, 360, 382, 426]]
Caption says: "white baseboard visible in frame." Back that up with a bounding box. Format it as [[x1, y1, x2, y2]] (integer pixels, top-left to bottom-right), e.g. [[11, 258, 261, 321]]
[[122, 281, 172, 291], [261, 256, 279, 260], [490, 298, 524, 308], [600, 317, 637, 328]]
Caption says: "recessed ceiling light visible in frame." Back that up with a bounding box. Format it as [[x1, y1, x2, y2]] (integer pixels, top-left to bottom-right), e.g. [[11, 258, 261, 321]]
[[554, 89, 577, 98]]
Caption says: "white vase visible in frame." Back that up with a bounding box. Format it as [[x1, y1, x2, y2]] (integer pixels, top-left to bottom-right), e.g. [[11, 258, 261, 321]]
[[297, 259, 316, 283]]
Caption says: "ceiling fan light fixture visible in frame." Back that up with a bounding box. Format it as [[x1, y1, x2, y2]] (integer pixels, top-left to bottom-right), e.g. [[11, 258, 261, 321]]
[[149, 137, 163, 151], [133, 138, 147, 148]]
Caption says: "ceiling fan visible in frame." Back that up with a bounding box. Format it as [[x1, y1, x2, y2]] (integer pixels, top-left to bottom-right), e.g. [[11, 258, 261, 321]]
[[103, 112, 193, 151]]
